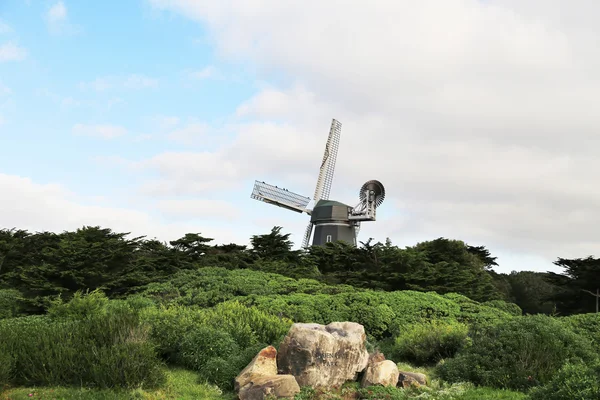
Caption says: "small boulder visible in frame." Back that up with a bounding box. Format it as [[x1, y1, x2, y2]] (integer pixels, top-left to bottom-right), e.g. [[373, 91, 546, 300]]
[[398, 371, 427, 388], [277, 322, 369, 389], [235, 346, 278, 392], [235, 346, 300, 400], [238, 375, 300, 400], [361, 359, 399, 387]]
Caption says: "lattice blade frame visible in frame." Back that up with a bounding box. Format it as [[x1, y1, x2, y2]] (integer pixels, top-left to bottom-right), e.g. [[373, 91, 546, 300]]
[[251, 180, 310, 213], [312, 119, 341, 203], [302, 222, 314, 248]]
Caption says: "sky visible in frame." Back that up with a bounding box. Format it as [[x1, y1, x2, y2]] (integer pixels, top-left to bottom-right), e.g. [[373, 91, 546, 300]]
[[1, 0, 599, 274]]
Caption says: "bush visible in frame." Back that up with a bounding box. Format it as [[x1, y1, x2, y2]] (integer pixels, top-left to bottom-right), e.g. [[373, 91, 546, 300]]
[[529, 359, 600, 400], [141, 301, 292, 389], [198, 344, 265, 391], [0, 293, 166, 389], [140, 267, 356, 308], [392, 320, 469, 365], [178, 326, 240, 371], [437, 314, 596, 390], [0, 289, 24, 319], [482, 300, 522, 316], [562, 313, 600, 355], [0, 349, 13, 387], [47, 289, 110, 320], [442, 293, 514, 326], [238, 290, 513, 340]]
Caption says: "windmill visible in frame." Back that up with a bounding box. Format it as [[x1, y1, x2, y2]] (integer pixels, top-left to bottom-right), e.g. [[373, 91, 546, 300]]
[[250, 119, 386, 248]]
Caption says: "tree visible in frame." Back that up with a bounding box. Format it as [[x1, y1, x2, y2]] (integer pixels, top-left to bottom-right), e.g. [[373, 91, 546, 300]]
[[466, 245, 498, 270], [506, 271, 558, 315], [547, 256, 600, 315], [408, 238, 502, 302], [249, 226, 300, 262], [169, 233, 214, 262]]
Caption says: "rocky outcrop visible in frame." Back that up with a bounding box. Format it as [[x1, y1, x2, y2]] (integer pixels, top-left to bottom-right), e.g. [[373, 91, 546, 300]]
[[235, 346, 300, 400], [277, 322, 370, 389], [234, 322, 429, 399], [398, 371, 428, 388], [361, 353, 399, 388], [238, 375, 301, 400]]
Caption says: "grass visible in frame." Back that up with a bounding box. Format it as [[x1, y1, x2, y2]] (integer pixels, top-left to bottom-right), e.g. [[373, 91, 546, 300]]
[[1, 369, 232, 400], [452, 387, 528, 399], [0, 364, 528, 400]]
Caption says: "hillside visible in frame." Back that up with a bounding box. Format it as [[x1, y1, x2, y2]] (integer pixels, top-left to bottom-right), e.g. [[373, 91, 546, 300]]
[[1, 226, 600, 399]]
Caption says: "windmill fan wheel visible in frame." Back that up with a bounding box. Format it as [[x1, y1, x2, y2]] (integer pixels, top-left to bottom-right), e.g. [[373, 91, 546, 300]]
[[359, 180, 386, 207]]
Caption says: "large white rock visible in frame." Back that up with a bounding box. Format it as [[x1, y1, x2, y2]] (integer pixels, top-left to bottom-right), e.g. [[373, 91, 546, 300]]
[[361, 359, 399, 388], [238, 375, 300, 400], [235, 346, 300, 400], [277, 322, 370, 389]]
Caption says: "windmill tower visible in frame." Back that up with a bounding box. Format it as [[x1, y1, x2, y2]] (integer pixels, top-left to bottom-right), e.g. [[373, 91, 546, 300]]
[[250, 119, 386, 248]]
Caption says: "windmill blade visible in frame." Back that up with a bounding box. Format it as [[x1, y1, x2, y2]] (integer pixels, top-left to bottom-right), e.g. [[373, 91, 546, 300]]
[[251, 180, 311, 213], [301, 222, 314, 248], [311, 119, 341, 203]]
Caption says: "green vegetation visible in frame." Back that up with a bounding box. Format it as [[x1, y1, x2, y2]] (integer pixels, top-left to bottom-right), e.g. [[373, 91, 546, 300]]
[[1, 369, 226, 400], [1, 225, 600, 399]]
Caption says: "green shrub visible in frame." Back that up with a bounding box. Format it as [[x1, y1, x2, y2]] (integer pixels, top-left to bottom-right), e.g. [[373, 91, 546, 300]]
[[0, 293, 166, 389], [0, 349, 13, 387], [201, 301, 292, 348], [238, 290, 512, 340], [482, 300, 522, 316], [529, 359, 600, 400], [141, 267, 356, 308], [141, 301, 291, 389], [437, 314, 596, 390], [0, 289, 24, 319], [47, 289, 110, 320], [178, 326, 240, 371], [249, 259, 321, 280], [392, 320, 469, 365], [562, 313, 600, 355], [83, 341, 166, 389], [442, 293, 513, 326], [198, 344, 265, 391]]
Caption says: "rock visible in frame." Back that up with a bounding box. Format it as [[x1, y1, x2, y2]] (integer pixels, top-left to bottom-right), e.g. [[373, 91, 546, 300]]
[[238, 375, 300, 400], [361, 359, 399, 387], [277, 322, 370, 389], [235, 346, 300, 400], [398, 371, 427, 388], [368, 352, 386, 364], [235, 346, 278, 392]]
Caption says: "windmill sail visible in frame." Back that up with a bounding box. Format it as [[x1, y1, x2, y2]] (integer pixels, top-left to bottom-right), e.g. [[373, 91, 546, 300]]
[[312, 119, 341, 203], [301, 222, 314, 248], [301, 119, 342, 248]]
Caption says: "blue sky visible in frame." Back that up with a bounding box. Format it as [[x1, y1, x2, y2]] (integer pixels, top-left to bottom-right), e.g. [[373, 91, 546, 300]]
[[0, 1, 253, 190], [2, 0, 598, 274]]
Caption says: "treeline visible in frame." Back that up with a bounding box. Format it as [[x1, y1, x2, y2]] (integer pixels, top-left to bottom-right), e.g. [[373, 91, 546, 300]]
[[0, 225, 597, 316]]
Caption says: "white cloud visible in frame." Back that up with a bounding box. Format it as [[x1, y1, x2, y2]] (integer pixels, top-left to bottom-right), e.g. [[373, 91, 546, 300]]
[[0, 173, 251, 245], [147, 115, 180, 130], [167, 122, 210, 144], [0, 19, 12, 34], [137, 0, 600, 269], [80, 75, 158, 91], [156, 198, 240, 220], [0, 42, 27, 62], [124, 74, 159, 89], [72, 123, 128, 139], [0, 81, 11, 96], [187, 66, 217, 80], [46, 1, 67, 24], [60, 97, 80, 108]]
